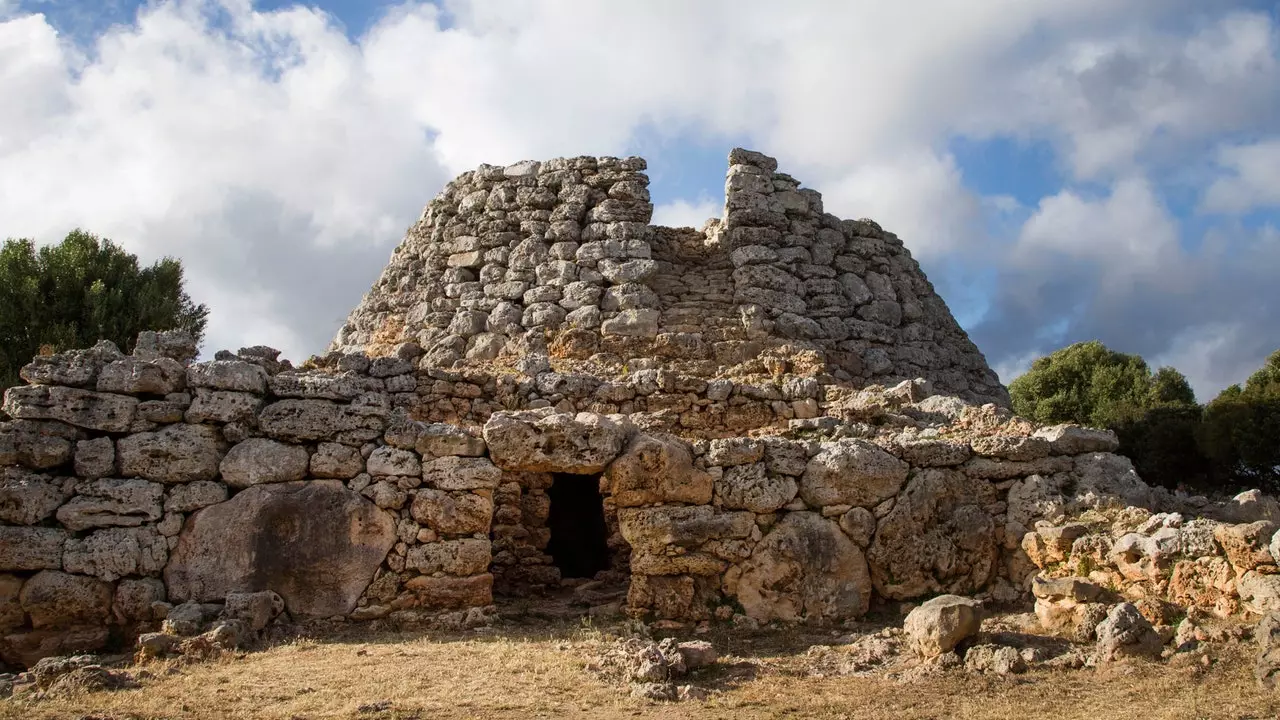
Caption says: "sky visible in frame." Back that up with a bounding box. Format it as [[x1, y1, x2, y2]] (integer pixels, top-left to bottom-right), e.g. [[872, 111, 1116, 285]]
[[2, 0, 1279, 401]]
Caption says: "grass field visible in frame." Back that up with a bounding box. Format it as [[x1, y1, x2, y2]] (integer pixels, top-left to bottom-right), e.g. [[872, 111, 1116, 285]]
[[4, 617, 1278, 720]]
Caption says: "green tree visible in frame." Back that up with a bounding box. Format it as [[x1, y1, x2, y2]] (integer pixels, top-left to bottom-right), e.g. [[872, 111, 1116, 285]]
[[1008, 340, 1196, 428], [1199, 351, 1280, 491], [0, 230, 209, 389]]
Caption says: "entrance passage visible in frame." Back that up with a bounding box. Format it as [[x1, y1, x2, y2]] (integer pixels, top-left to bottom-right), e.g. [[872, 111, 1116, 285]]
[[545, 473, 611, 579]]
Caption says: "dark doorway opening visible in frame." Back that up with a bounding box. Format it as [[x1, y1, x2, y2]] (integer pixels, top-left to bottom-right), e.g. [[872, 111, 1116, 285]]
[[546, 473, 611, 579]]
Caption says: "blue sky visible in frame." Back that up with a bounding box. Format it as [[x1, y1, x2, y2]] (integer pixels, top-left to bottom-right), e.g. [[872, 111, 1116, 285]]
[[3, 0, 1280, 399]]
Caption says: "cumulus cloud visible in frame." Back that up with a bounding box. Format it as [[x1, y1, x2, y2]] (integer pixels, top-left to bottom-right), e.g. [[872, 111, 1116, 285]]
[[1, 0, 1277, 400], [1203, 138, 1280, 214], [651, 198, 720, 231]]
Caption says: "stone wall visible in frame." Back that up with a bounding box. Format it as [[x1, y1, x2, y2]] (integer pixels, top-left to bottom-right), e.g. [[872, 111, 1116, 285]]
[[332, 149, 1007, 407]]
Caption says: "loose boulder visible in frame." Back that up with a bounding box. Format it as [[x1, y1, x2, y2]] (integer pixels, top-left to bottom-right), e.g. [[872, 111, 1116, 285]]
[[903, 594, 983, 658]]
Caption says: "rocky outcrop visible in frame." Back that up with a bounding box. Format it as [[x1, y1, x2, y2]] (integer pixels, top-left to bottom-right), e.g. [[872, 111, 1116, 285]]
[[734, 512, 871, 622]]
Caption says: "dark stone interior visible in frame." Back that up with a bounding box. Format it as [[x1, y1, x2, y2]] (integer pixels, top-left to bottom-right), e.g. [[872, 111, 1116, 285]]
[[546, 473, 611, 579]]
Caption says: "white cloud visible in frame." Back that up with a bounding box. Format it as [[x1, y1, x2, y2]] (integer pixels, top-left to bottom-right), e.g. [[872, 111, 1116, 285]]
[[0, 0, 1277, 391], [651, 198, 720, 231], [1203, 138, 1280, 214]]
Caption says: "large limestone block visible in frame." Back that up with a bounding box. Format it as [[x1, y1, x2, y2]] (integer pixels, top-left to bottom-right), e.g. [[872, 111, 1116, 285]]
[[969, 435, 1049, 462], [164, 480, 229, 513], [734, 512, 871, 623], [1032, 424, 1119, 455], [55, 478, 164, 531], [422, 456, 502, 490], [0, 469, 74, 525], [0, 627, 109, 669], [18, 340, 122, 387], [0, 420, 78, 470], [799, 439, 908, 508], [118, 424, 225, 483], [186, 360, 268, 394], [606, 433, 712, 507], [410, 489, 493, 535], [713, 462, 797, 513], [63, 526, 168, 581], [1094, 602, 1163, 661], [483, 409, 631, 474], [18, 570, 112, 629], [903, 595, 983, 658], [185, 390, 263, 424], [1071, 452, 1155, 510], [618, 505, 755, 552], [258, 399, 340, 442], [867, 469, 996, 600], [310, 442, 364, 479], [165, 480, 396, 619], [219, 438, 310, 489], [405, 539, 490, 576], [1214, 521, 1277, 572], [96, 356, 186, 395], [404, 574, 493, 610], [3, 385, 137, 433], [0, 527, 66, 571]]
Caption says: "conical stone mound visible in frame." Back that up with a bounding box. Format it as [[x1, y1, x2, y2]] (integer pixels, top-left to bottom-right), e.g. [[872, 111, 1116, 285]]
[[332, 148, 1008, 406]]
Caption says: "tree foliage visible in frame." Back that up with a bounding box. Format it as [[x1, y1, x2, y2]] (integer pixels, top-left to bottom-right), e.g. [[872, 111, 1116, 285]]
[[0, 230, 209, 389], [1008, 340, 1196, 428], [1198, 351, 1280, 491]]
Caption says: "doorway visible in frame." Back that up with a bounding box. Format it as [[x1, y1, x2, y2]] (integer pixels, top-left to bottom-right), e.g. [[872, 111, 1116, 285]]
[[545, 473, 611, 579]]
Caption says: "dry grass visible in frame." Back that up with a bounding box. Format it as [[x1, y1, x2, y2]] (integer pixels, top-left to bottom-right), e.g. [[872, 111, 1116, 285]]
[[5, 619, 1278, 720]]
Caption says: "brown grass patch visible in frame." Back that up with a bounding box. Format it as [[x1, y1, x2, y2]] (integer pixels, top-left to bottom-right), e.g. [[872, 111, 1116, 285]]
[[5, 621, 1278, 720]]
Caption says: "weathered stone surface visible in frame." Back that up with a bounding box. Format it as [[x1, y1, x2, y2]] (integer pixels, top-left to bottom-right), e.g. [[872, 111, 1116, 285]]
[[2, 385, 137, 433], [118, 424, 224, 483], [18, 341, 123, 387], [1094, 602, 1163, 661], [0, 526, 66, 571], [969, 435, 1049, 462], [1032, 424, 1120, 455], [165, 480, 229, 513], [414, 423, 486, 458], [903, 594, 983, 658], [0, 420, 77, 470], [838, 506, 876, 547], [735, 512, 871, 623], [112, 577, 166, 624], [185, 390, 262, 424], [310, 442, 364, 479], [55, 478, 164, 531], [619, 505, 755, 551], [421, 456, 503, 490], [404, 574, 492, 610], [0, 574, 23, 634], [96, 356, 186, 395], [268, 372, 382, 401], [896, 437, 970, 467], [63, 525, 169, 581], [0, 627, 110, 669], [483, 410, 631, 474], [224, 590, 286, 632], [867, 469, 996, 600], [219, 438, 310, 489], [1214, 521, 1277, 572], [74, 437, 115, 479], [165, 481, 396, 618], [19, 570, 112, 629], [606, 433, 712, 507], [186, 360, 269, 394], [367, 446, 421, 477], [714, 462, 797, 513], [258, 399, 339, 442], [410, 489, 493, 535], [0, 468, 73, 525], [1238, 571, 1280, 614], [705, 438, 764, 466], [405, 539, 490, 576], [799, 439, 908, 509]]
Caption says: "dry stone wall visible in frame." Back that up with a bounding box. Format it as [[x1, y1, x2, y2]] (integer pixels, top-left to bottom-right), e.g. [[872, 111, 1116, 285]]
[[332, 149, 1007, 407]]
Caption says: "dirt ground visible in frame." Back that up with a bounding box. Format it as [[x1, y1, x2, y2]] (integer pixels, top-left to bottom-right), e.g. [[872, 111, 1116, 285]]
[[4, 598, 1279, 720]]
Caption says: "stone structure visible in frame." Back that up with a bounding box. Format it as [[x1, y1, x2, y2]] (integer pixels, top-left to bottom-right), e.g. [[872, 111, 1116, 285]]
[[333, 148, 1007, 407], [0, 149, 1275, 670]]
